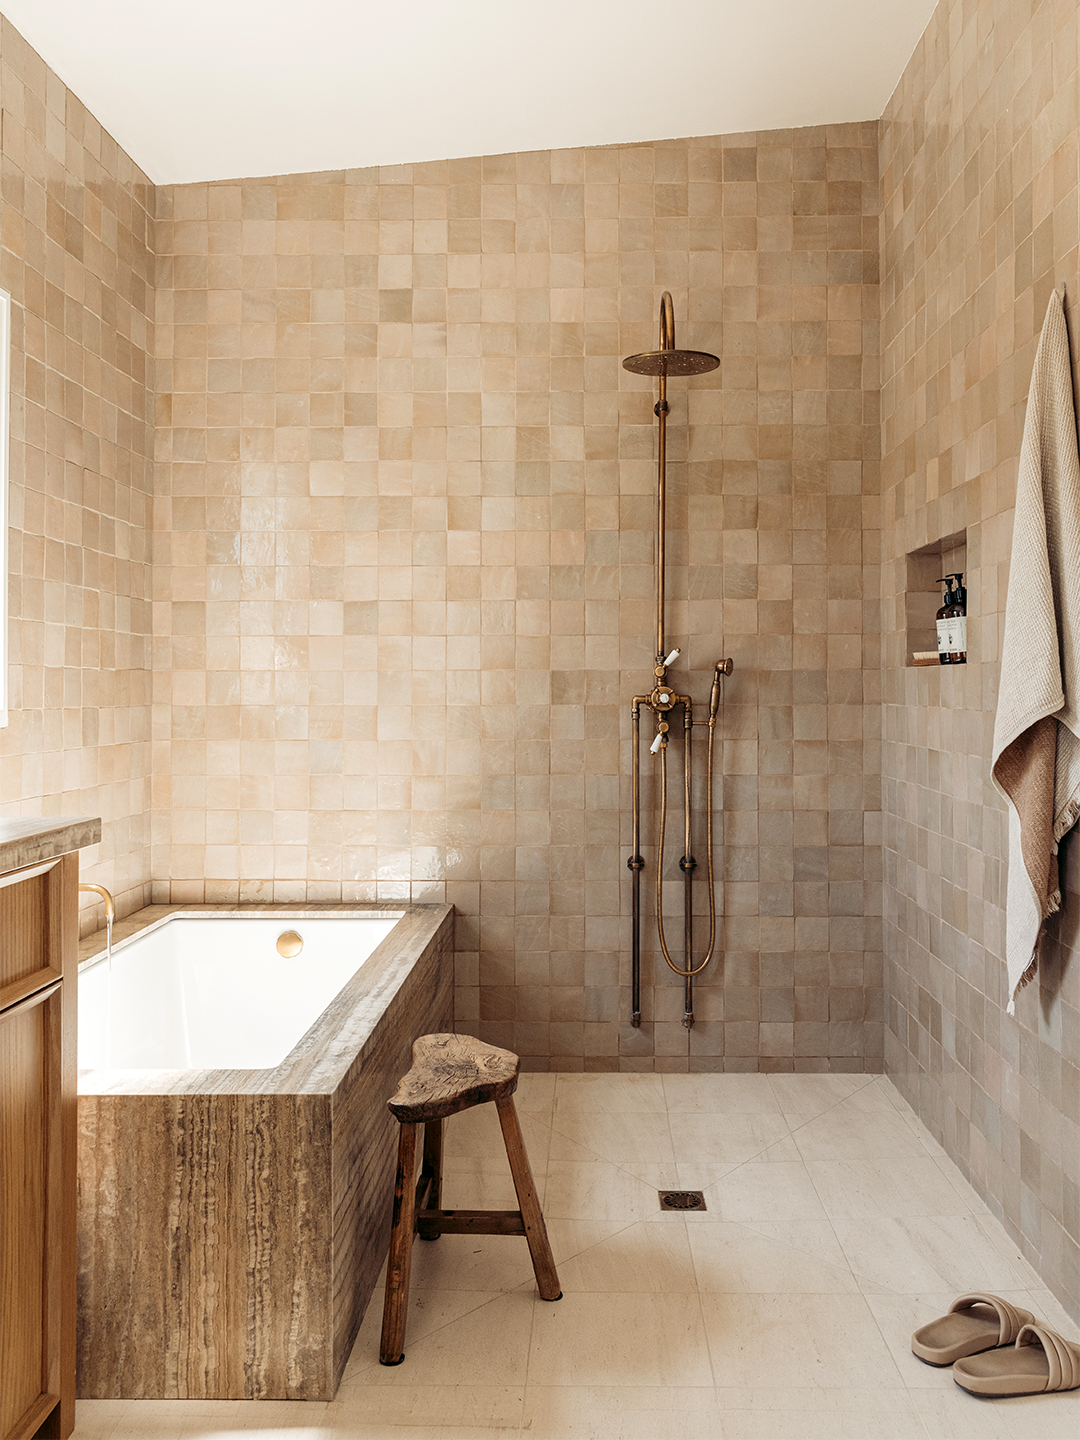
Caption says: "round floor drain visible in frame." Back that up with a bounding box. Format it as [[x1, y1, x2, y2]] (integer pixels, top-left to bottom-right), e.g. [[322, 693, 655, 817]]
[[658, 1189, 706, 1211]]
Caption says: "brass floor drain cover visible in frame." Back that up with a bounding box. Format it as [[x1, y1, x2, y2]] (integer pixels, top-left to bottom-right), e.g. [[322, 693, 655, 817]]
[[658, 1189, 706, 1211]]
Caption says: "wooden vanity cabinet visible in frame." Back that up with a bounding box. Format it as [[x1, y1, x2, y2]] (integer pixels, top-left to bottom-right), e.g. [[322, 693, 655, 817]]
[[0, 851, 79, 1440]]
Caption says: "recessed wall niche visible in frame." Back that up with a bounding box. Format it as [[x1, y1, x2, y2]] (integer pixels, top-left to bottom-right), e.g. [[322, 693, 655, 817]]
[[905, 529, 967, 666]]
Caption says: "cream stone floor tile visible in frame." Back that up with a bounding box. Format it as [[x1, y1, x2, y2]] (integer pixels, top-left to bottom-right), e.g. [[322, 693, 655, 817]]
[[70, 1400, 125, 1440], [514, 1073, 557, 1112], [548, 1109, 676, 1165], [519, 1384, 722, 1439], [909, 1386, 1080, 1438], [716, 1389, 925, 1440], [1025, 1287, 1080, 1338], [435, 1156, 530, 1211], [701, 1293, 905, 1389], [67, 1072, 1078, 1440], [551, 1218, 698, 1292], [542, 1215, 633, 1265], [407, 1232, 537, 1292], [792, 1100, 932, 1162], [742, 1218, 852, 1267], [975, 1217, 1061, 1290], [180, 1424, 331, 1439], [345, 1292, 536, 1388], [542, 1159, 671, 1223], [766, 1073, 869, 1117], [804, 1156, 975, 1219], [668, 1111, 793, 1166], [444, 1106, 552, 1165], [324, 1423, 518, 1440], [661, 1073, 785, 1114], [527, 1292, 713, 1387], [688, 1220, 860, 1293], [552, 1073, 667, 1116], [343, 1288, 513, 1379], [326, 1383, 524, 1431], [703, 1161, 829, 1222], [862, 1290, 1045, 1389], [674, 1158, 742, 1191], [88, 1400, 333, 1439], [834, 1215, 1037, 1294]]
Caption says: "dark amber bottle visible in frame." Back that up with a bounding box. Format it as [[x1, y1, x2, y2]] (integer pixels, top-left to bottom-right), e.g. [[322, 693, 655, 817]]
[[936, 573, 967, 664]]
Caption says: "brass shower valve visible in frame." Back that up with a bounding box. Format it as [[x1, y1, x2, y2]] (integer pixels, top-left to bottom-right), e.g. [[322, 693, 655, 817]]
[[648, 684, 688, 713]]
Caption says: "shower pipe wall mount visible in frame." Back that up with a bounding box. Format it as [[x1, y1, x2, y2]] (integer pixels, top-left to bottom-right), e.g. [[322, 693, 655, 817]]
[[622, 293, 732, 1030]]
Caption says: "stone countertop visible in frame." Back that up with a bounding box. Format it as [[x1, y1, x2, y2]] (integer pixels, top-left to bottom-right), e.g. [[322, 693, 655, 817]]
[[0, 815, 101, 874]]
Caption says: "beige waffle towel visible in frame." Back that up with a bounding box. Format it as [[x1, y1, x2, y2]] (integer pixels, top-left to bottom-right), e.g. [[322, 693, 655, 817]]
[[992, 290, 1080, 1013]]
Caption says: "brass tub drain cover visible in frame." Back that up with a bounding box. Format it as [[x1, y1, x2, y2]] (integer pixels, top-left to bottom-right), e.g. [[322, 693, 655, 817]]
[[658, 1189, 706, 1211], [276, 929, 304, 957]]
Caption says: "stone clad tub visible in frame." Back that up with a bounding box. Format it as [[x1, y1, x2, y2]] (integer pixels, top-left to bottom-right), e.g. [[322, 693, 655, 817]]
[[75, 902, 453, 1401]]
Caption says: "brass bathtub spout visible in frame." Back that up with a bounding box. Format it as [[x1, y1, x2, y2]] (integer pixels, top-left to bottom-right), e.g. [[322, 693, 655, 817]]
[[79, 882, 114, 922]]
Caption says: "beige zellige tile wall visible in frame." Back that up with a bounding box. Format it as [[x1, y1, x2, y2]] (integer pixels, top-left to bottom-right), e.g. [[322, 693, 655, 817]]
[[880, 0, 1080, 1318], [152, 125, 882, 1071], [0, 18, 155, 928]]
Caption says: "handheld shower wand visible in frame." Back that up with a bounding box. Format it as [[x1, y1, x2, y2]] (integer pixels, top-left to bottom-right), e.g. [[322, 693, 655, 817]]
[[624, 295, 733, 1029]]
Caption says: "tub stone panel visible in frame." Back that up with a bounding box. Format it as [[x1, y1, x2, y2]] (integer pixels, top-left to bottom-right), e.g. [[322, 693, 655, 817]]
[[77, 1092, 332, 1398], [75, 903, 454, 1400], [329, 912, 454, 1389]]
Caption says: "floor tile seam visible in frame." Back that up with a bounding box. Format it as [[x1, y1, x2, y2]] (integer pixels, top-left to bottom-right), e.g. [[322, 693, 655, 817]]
[[766, 1072, 879, 1108], [532, 1215, 643, 1273], [773, 1160, 893, 1303], [685, 1132, 802, 1188], [347, 1290, 511, 1371], [835, 1235, 927, 1396], [543, 1113, 672, 1161], [729, 1217, 867, 1279], [545, 1140, 680, 1187], [798, 1158, 982, 1223]]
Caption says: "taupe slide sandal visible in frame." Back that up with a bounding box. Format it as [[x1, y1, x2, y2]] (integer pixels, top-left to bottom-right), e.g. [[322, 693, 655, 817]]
[[911, 1293, 1033, 1366], [952, 1321, 1080, 1398]]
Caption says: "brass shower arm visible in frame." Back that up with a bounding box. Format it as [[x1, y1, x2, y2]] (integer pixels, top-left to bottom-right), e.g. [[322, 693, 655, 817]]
[[660, 290, 675, 351]]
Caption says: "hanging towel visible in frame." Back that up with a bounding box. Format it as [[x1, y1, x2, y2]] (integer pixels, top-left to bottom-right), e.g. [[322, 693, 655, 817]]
[[992, 290, 1080, 1013]]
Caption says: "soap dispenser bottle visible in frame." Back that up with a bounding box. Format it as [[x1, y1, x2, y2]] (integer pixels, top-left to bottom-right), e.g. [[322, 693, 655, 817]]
[[936, 573, 967, 664]]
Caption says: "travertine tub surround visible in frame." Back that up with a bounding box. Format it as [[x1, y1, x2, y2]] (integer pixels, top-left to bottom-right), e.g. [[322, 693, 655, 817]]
[[76, 901, 453, 1399]]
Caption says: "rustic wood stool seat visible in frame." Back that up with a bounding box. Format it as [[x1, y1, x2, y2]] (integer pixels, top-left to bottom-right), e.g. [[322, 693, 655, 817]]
[[379, 1033, 561, 1364]]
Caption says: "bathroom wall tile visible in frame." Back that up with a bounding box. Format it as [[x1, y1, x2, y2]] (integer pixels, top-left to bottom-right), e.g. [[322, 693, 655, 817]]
[[0, 18, 155, 929], [153, 125, 880, 1073], [880, 0, 1080, 1322]]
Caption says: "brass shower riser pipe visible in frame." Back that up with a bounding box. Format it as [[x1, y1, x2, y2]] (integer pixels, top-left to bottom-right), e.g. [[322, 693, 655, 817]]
[[622, 292, 730, 1031]]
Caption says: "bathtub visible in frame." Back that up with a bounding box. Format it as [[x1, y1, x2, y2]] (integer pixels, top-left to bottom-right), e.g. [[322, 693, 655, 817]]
[[76, 902, 453, 1401]]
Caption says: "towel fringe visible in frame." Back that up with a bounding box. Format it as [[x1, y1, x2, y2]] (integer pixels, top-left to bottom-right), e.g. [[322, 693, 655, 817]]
[[1014, 956, 1039, 994], [1052, 789, 1080, 844]]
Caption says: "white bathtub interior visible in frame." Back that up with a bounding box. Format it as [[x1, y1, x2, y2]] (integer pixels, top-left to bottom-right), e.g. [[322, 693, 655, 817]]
[[78, 914, 402, 1073]]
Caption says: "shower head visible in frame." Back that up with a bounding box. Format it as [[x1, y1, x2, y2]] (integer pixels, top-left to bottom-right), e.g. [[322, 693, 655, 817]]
[[622, 348, 719, 376], [622, 290, 719, 377]]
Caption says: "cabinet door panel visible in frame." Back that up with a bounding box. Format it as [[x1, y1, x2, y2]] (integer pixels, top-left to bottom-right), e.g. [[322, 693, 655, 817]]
[[0, 862, 64, 1010], [0, 982, 62, 1439]]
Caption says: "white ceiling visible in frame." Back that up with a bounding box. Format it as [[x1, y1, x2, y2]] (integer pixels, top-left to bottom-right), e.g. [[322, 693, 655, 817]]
[[1, 0, 938, 186]]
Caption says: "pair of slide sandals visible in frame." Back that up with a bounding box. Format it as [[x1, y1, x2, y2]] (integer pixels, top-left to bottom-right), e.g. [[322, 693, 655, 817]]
[[912, 1293, 1080, 1398]]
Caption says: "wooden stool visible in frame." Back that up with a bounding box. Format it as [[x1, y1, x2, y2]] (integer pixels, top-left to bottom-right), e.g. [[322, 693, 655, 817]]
[[379, 1033, 561, 1364]]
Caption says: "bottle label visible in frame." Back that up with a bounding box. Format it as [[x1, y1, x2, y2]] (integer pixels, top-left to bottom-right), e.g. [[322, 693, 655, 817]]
[[936, 616, 967, 654]]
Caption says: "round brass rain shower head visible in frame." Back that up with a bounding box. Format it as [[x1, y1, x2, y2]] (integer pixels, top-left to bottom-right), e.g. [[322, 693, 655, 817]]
[[621, 291, 719, 376], [622, 348, 719, 376]]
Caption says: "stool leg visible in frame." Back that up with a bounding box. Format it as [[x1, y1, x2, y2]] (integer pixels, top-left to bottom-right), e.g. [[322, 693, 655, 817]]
[[380, 1121, 418, 1364], [417, 1116, 443, 1241], [495, 1095, 562, 1301]]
